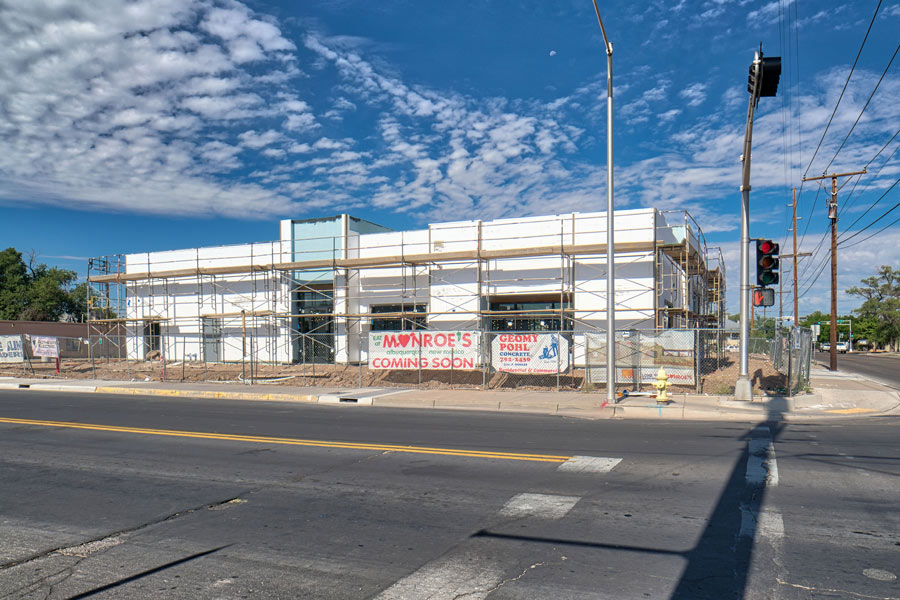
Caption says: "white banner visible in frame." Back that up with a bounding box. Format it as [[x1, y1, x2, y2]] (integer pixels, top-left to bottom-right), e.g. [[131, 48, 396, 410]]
[[586, 330, 696, 385], [30, 335, 60, 358], [491, 333, 569, 374], [369, 331, 480, 370], [0, 335, 25, 363]]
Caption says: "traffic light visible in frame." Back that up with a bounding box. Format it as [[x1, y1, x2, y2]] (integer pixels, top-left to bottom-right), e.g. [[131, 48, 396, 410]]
[[753, 288, 775, 307], [756, 239, 779, 286], [748, 55, 782, 97]]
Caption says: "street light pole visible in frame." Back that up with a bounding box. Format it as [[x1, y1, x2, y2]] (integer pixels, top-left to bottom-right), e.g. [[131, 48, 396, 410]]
[[591, 0, 616, 405]]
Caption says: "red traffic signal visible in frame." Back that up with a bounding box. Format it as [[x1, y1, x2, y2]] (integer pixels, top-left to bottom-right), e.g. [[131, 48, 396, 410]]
[[756, 239, 779, 287]]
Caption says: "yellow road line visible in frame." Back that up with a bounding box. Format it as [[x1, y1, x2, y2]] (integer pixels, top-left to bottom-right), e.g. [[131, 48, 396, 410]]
[[0, 417, 570, 463], [824, 408, 876, 414]]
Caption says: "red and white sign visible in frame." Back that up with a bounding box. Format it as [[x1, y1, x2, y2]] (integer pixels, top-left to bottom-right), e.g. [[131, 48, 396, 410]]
[[491, 333, 569, 374], [369, 331, 480, 370]]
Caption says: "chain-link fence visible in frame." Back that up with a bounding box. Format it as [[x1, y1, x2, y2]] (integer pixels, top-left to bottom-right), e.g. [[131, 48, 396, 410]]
[[0, 326, 809, 394], [771, 327, 813, 395]]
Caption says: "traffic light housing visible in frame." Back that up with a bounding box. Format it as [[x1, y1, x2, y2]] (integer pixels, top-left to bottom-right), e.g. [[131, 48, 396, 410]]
[[753, 288, 775, 307], [756, 239, 779, 287], [748, 55, 782, 97]]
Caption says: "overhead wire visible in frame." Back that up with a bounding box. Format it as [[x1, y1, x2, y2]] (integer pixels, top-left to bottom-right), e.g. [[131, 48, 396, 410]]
[[840, 205, 900, 249], [838, 140, 900, 234], [823, 40, 900, 175], [795, 0, 883, 300], [837, 174, 900, 245], [800, 0, 883, 181], [839, 124, 900, 217]]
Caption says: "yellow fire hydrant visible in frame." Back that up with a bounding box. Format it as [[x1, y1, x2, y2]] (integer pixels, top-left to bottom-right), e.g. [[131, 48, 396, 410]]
[[654, 366, 670, 403]]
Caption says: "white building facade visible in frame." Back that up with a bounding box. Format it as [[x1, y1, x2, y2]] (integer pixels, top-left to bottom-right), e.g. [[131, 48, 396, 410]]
[[88, 208, 724, 369]]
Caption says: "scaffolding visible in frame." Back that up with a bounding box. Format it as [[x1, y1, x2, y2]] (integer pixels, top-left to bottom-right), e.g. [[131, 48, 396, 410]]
[[87, 210, 725, 370]]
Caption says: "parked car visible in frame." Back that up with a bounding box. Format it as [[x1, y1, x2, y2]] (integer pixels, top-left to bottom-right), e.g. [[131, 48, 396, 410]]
[[836, 341, 849, 353], [725, 344, 739, 353], [820, 342, 830, 351]]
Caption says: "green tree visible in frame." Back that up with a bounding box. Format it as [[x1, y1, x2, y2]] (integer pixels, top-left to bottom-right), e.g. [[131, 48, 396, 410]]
[[0, 247, 86, 321], [847, 265, 900, 350], [0, 248, 29, 319]]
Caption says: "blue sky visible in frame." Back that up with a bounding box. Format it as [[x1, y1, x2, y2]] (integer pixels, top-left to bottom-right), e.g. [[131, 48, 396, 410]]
[[1, 0, 899, 318]]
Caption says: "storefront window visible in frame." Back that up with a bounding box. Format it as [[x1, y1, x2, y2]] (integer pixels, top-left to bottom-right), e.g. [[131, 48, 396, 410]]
[[370, 304, 427, 331]]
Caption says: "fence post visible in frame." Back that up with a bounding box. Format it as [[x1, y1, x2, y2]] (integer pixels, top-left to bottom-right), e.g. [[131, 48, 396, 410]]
[[482, 330, 487, 390], [450, 346, 454, 389], [556, 332, 560, 391], [358, 329, 363, 388], [89, 334, 96, 379]]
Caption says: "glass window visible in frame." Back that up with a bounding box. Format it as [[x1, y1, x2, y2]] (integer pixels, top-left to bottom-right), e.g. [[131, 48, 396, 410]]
[[371, 304, 427, 331], [487, 298, 572, 332]]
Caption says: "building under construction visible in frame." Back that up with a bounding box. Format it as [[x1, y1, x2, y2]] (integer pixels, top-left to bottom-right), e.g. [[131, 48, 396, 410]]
[[87, 208, 725, 370]]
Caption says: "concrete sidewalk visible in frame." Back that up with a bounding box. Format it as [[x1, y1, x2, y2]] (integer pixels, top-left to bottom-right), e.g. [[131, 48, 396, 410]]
[[1, 365, 898, 421]]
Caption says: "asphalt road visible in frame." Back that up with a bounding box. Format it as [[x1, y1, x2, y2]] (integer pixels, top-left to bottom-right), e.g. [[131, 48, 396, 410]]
[[0, 390, 897, 599], [815, 350, 900, 388]]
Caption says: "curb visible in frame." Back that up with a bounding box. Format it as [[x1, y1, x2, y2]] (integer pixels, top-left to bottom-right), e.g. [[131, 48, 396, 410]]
[[2, 380, 897, 422], [94, 386, 319, 404]]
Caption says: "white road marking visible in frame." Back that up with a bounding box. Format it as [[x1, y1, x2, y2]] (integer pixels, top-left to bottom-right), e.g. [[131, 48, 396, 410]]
[[499, 493, 580, 519], [558, 455, 622, 473], [374, 551, 504, 600], [740, 507, 785, 546], [746, 428, 778, 487], [743, 426, 786, 599]]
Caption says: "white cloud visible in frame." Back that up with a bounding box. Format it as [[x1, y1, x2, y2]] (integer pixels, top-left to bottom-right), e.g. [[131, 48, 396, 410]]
[[0, 0, 316, 218], [238, 129, 281, 149], [658, 109, 683, 122], [679, 83, 708, 107]]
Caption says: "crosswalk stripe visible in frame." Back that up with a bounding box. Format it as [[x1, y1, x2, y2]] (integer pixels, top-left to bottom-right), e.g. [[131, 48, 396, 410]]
[[499, 493, 580, 519], [558, 455, 622, 473]]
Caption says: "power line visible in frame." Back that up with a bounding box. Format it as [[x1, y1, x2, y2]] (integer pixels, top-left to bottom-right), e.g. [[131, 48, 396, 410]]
[[837, 174, 900, 244], [823, 40, 900, 174], [841, 208, 900, 249], [839, 124, 900, 217], [838, 140, 900, 228], [798, 249, 831, 299], [800, 0, 883, 180]]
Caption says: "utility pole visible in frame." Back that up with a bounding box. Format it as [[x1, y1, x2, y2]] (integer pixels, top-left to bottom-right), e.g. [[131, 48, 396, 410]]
[[801, 169, 866, 371], [792, 187, 798, 326], [778, 188, 811, 327]]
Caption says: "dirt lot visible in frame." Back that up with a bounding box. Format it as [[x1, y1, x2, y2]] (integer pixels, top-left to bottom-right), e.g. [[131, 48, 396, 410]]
[[1, 353, 786, 394]]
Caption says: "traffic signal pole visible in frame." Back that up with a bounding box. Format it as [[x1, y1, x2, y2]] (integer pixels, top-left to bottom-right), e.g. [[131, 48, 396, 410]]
[[802, 169, 866, 371], [735, 50, 780, 401], [735, 73, 758, 401]]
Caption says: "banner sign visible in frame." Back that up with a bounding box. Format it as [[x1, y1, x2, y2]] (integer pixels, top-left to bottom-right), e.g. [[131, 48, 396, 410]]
[[30, 335, 60, 358], [369, 331, 479, 370], [586, 330, 695, 385], [0, 335, 25, 363], [491, 333, 569, 374]]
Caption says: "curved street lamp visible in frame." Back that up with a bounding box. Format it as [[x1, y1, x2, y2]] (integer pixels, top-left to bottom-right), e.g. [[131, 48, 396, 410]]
[[592, 1, 615, 405]]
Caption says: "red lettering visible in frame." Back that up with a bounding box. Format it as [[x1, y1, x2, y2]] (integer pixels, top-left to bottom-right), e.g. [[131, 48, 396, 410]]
[[461, 333, 472, 347]]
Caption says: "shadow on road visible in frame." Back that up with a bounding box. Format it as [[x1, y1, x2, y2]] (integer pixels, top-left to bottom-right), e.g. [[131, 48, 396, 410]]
[[473, 397, 790, 599]]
